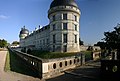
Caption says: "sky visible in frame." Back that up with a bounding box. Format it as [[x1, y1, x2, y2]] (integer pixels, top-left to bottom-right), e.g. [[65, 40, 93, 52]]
[[0, 0, 120, 45]]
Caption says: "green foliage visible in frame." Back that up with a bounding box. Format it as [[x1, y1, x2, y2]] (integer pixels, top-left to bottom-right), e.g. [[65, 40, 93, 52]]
[[79, 38, 84, 45], [4, 52, 10, 71], [94, 41, 106, 49], [101, 24, 120, 60], [0, 39, 7, 48], [103, 25, 120, 50], [12, 41, 19, 45], [30, 50, 78, 59], [87, 46, 93, 51], [81, 51, 92, 61]]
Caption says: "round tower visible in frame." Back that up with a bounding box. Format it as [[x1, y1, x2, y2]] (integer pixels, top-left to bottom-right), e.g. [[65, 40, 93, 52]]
[[19, 26, 29, 48], [19, 26, 29, 40], [48, 0, 81, 52]]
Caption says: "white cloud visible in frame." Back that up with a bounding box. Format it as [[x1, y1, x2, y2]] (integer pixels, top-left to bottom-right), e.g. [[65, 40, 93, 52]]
[[0, 15, 9, 19]]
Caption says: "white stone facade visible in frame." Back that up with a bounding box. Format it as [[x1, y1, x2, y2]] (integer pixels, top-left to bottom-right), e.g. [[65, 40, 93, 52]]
[[19, 1, 81, 53], [20, 26, 50, 51], [48, 6, 81, 52]]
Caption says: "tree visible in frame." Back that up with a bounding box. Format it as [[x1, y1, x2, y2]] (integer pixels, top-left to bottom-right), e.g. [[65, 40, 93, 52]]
[[103, 24, 120, 59], [87, 46, 93, 51], [0, 39, 7, 48], [79, 38, 84, 45], [12, 41, 19, 45], [94, 41, 107, 49], [104, 27, 120, 50]]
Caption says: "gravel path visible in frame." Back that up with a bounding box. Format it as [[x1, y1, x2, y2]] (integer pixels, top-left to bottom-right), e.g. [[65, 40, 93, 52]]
[[0, 51, 44, 81]]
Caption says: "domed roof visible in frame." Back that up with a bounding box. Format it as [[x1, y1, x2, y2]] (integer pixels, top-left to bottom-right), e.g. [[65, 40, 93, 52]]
[[50, 0, 78, 9], [20, 27, 29, 34]]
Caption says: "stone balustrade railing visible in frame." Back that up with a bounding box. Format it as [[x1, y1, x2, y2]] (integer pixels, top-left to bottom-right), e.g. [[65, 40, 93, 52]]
[[10, 48, 85, 79]]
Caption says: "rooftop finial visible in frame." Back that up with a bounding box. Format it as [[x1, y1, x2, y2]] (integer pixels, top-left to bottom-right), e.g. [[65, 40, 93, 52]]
[[23, 25, 25, 29], [39, 25, 40, 29]]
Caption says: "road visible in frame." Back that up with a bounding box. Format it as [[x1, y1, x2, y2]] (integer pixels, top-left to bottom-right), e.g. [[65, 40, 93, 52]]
[[0, 51, 43, 81]]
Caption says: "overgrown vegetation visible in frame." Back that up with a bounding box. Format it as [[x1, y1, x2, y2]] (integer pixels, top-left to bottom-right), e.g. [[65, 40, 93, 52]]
[[29, 50, 78, 59]]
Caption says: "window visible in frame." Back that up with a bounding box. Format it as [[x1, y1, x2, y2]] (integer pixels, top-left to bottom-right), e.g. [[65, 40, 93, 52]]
[[53, 15, 55, 21], [63, 23, 67, 30], [75, 24, 77, 31], [63, 13, 67, 20], [53, 45, 55, 52], [47, 39, 49, 44], [40, 40, 41, 45], [53, 35, 56, 43], [43, 39, 45, 45], [37, 41, 39, 45], [75, 35, 77, 43], [63, 34, 67, 43], [74, 15, 77, 21], [53, 24, 55, 30], [63, 45, 67, 52]]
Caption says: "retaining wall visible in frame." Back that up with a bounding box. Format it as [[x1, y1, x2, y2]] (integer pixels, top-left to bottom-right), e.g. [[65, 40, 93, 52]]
[[11, 49, 85, 79], [92, 51, 101, 61], [42, 54, 85, 79]]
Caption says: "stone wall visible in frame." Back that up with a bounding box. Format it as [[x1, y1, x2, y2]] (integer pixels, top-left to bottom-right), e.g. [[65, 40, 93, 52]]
[[42, 54, 85, 79], [11, 49, 85, 79], [92, 51, 101, 61], [11, 49, 43, 79], [80, 46, 101, 52], [101, 60, 119, 79], [80, 46, 88, 51]]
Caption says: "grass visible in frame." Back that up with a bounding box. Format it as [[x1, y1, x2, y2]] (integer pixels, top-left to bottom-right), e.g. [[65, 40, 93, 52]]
[[30, 50, 79, 59], [25, 49, 94, 60], [4, 49, 39, 77], [4, 51, 10, 71], [28, 50, 93, 60]]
